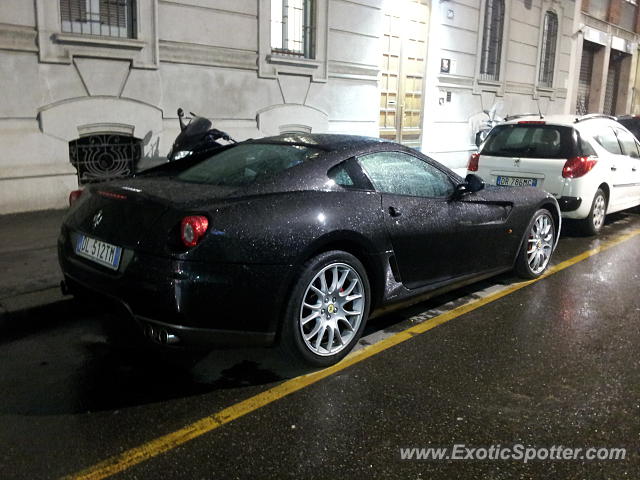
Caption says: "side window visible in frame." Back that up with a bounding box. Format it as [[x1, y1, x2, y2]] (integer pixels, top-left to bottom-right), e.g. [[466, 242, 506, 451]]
[[327, 160, 371, 190], [593, 127, 622, 155], [615, 129, 640, 159], [578, 135, 597, 157], [358, 152, 454, 198]]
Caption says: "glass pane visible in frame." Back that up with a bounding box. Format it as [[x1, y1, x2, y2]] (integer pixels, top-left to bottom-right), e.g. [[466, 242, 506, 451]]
[[482, 125, 575, 159], [358, 152, 453, 197], [615, 129, 639, 158], [480, 0, 504, 80], [538, 12, 558, 87], [593, 128, 622, 155], [178, 143, 322, 187]]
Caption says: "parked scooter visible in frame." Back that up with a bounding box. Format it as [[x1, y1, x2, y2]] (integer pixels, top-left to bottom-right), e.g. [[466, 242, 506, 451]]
[[168, 108, 236, 161], [474, 104, 504, 147]]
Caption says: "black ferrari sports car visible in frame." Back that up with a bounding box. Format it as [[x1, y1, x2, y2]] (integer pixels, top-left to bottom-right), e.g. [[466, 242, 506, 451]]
[[58, 134, 560, 366]]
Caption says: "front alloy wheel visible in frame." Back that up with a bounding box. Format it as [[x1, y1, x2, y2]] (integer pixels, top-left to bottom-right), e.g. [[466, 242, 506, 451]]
[[515, 209, 555, 279]]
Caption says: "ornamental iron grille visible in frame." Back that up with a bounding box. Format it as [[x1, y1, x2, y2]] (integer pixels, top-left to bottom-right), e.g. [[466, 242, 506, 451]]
[[479, 0, 505, 81], [69, 134, 142, 184]]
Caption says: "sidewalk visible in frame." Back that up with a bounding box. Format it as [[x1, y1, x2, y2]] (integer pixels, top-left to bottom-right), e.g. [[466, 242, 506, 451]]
[[0, 208, 69, 317]]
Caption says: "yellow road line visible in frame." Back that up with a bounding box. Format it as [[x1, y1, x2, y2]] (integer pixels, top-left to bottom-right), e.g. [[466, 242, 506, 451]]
[[64, 227, 640, 480]]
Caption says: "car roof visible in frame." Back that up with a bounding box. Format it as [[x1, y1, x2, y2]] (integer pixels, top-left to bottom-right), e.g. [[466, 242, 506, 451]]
[[247, 133, 393, 151], [501, 114, 618, 128]]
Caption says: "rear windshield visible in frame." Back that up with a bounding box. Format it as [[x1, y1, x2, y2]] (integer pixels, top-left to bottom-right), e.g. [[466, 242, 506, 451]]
[[177, 143, 323, 187], [481, 124, 577, 159]]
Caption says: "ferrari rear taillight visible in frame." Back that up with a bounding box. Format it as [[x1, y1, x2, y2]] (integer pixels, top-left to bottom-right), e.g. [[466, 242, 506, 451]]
[[181, 215, 209, 247], [468, 153, 480, 172], [562, 156, 597, 178], [69, 189, 84, 207]]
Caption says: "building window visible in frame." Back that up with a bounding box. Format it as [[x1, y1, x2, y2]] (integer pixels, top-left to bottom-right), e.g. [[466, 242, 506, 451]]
[[539, 11, 558, 88], [270, 0, 315, 58], [479, 0, 505, 81], [583, 0, 609, 18], [619, 0, 637, 32], [60, 0, 137, 38]]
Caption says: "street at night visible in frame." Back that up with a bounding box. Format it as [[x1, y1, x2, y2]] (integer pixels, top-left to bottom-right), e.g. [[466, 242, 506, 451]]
[[1, 210, 638, 479]]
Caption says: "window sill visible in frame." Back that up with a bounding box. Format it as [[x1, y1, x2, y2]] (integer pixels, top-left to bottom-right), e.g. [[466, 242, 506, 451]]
[[476, 78, 502, 87], [266, 53, 320, 70], [53, 33, 146, 50]]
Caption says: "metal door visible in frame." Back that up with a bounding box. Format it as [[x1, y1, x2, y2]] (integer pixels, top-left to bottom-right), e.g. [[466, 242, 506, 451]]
[[576, 43, 595, 115]]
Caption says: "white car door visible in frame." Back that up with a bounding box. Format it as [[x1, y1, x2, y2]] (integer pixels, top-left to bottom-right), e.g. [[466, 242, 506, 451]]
[[613, 128, 640, 209], [590, 126, 630, 212]]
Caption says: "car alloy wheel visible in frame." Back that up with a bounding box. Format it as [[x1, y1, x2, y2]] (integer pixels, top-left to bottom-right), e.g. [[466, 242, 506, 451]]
[[515, 209, 556, 279], [591, 193, 606, 231], [580, 188, 607, 236], [526, 213, 554, 275], [299, 263, 365, 357]]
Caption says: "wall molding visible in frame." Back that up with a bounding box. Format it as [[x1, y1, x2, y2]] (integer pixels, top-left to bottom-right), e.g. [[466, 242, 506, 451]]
[[0, 24, 38, 53], [159, 41, 258, 70], [328, 60, 378, 80]]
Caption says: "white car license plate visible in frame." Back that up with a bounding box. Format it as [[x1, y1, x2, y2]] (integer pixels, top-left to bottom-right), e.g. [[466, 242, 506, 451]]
[[75, 235, 122, 270], [496, 176, 538, 187]]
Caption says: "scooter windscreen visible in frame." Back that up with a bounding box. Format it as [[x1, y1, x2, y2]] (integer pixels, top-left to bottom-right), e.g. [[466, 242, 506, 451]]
[[170, 117, 213, 161]]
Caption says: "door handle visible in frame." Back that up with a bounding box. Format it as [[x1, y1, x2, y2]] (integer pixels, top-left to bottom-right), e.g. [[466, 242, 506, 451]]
[[389, 206, 402, 217], [611, 166, 617, 171], [633, 167, 638, 172]]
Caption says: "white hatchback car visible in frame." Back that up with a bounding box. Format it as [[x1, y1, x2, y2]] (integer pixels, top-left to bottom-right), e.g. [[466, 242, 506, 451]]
[[469, 114, 640, 235]]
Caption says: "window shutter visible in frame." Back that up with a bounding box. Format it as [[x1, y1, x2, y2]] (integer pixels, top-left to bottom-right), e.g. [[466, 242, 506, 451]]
[[100, 0, 127, 28], [60, 0, 87, 23]]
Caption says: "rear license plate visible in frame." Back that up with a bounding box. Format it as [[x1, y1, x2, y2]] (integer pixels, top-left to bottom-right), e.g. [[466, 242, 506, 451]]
[[496, 176, 538, 187], [75, 235, 122, 270]]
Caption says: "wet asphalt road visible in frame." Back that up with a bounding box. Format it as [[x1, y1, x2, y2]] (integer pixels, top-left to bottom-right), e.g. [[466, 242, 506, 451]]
[[1, 211, 639, 479]]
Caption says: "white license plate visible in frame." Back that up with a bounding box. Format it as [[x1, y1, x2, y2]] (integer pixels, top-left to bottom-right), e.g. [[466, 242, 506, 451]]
[[496, 176, 538, 187], [75, 235, 122, 270]]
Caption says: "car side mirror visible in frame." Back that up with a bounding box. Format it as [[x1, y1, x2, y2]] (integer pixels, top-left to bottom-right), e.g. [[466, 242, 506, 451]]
[[465, 173, 485, 192], [454, 173, 485, 199]]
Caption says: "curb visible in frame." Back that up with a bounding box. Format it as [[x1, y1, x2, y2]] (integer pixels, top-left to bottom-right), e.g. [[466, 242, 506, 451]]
[[0, 286, 73, 331]]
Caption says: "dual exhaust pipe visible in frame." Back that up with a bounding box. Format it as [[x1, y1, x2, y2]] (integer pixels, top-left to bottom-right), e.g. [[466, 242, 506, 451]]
[[144, 324, 180, 345]]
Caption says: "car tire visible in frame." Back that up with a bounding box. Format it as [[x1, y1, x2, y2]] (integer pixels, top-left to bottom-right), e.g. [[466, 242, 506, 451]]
[[514, 209, 556, 279], [579, 188, 607, 236], [279, 250, 371, 368]]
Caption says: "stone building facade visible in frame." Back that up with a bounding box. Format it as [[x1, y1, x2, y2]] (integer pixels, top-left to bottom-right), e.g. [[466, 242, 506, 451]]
[[419, 0, 577, 172], [567, 0, 640, 116], [0, 0, 382, 214]]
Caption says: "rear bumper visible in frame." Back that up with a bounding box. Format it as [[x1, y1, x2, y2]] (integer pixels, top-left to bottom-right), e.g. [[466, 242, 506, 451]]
[[61, 275, 277, 348], [558, 196, 582, 212], [58, 226, 291, 347]]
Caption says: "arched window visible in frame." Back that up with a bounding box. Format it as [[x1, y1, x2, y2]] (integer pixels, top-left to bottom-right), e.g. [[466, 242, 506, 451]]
[[539, 11, 558, 88], [480, 0, 505, 81]]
